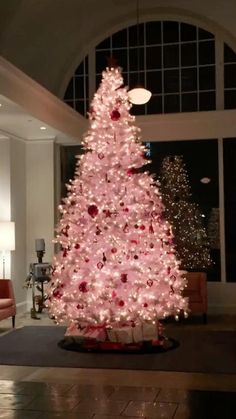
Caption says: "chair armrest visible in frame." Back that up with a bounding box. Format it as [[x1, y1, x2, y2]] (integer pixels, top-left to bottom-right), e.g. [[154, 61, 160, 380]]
[[0, 279, 15, 301]]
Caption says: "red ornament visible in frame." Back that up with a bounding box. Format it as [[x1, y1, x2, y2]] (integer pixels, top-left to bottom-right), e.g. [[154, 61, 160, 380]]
[[96, 226, 102, 235], [170, 285, 175, 295], [98, 153, 104, 160], [88, 204, 98, 218], [147, 279, 153, 287], [134, 224, 139, 229], [75, 243, 80, 249], [121, 273, 128, 283], [103, 209, 112, 217], [167, 267, 171, 274], [134, 255, 139, 259], [123, 207, 129, 212], [140, 225, 145, 230], [70, 200, 76, 206], [118, 300, 125, 307], [97, 262, 104, 270], [130, 239, 138, 244], [77, 304, 84, 309], [85, 257, 90, 263], [123, 223, 129, 233], [110, 109, 121, 121], [149, 224, 154, 234], [79, 281, 88, 293], [143, 303, 148, 308], [151, 211, 158, 219], [112, 291, 117, 298], [149, 243, 154, 249], [111, 247, 117, 253], [53, 289, 63, 299], [127, 167, 136, 176], [62, 249, 68, 257], [120, 202, 124, 206]]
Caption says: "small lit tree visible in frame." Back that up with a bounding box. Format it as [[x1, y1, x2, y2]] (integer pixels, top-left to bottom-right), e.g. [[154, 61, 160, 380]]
[[159, 155, 211, 271]]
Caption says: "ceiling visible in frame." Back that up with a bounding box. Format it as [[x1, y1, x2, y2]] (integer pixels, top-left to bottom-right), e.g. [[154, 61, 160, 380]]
[[0, 94, 74, 142]]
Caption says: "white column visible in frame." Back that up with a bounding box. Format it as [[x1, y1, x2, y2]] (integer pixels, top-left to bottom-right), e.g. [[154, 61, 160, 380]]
[[26, 140, 55, 268]]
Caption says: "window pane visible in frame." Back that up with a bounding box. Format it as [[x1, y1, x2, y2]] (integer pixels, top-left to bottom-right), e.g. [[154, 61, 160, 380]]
[[64, 79, 74, 100], [147, 95, 163, 114], [180, 23, 196, 42], [96, 51, 109, 73], [112, 49, 128, 72], [129, 71, 144, 88], [164, 44, 179, 68], [224, 138, 236, 281], [129, 47, 144, 71], [198, 28, 214, 40], [75, 100, 85, 115], [164, 94, 180, 113], [112, 29, 127, 48], [224, 89, 236, 109], [164, 69, 180, 93], [181, 43, 197, 67], [224, 63, 236, 88], [224, 44, 236, 63], [96, 37, 111, 50], [146, 71, 162, 94], [163, 21, 179, 43], [181, 68, 197, 92], [74, 77, 84, 99], [181, 93, 198, 112], [199, 41, 215, 65], [148, 140, 220, 280], [128, 24, 144, 46], [131, 104, 146, 115], [146, 21, 162, 45], [199, 66, 215, 90], [199, 91, 216, 111], [146, 46, 162, 70]]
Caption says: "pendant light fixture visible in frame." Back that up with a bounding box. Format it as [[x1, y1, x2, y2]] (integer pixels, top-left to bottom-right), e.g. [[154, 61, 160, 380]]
[[128, 0, 152, 105]]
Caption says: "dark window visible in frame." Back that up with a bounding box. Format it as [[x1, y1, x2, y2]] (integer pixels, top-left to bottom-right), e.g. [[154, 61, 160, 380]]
[[164, 69, 180, 93], [199, 41, 215, 65], [199, 91, 216, 111], [96, 38, 111, 50], [129, 71, 145, 88], [64, 79, 74, 100], [147, 95, 162, 114], [163, 21, 179, 43], [164, 94, 180, 113], [199, 66, 215, 90], [198, 28, 214, 40], [129, 24, 144, 46], [146, 71, 162, 94], [146, 21, 162, 45], [112, 49, 128, 72], [225, 90, 236, 109], [164, 44, 179, 68], [129, 47, 145, 71], [181, 68, 197, 92], [74, 77, 84, 99], [180, 23, 197, 42], [112, 29, 127, 48], [224, 64, 236, 88], [224, 45, 236, 63], [181, 93, 198, 112], [96, 51, 109, 73], [146, 46, 162, 69], [224, 138, 236, 282], [181, 43, 197, 67]]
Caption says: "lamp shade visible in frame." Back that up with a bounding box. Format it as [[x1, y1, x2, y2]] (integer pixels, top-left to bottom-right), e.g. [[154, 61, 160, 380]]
[[128, 87, 152, 105], [0, 222, 15, 251]]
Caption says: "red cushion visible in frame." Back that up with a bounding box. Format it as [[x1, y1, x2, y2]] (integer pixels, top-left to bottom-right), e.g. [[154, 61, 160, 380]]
[[0, 298, 13, 309]]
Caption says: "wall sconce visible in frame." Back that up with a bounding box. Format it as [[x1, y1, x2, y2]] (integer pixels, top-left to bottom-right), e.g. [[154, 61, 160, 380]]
[[0, 221, 15, 278]]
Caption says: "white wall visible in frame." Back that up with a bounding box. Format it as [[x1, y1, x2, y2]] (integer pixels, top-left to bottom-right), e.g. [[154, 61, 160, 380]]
[[0, 138, 11, 280], [26, 140, 55, 268], [10, 138, 27, 306]]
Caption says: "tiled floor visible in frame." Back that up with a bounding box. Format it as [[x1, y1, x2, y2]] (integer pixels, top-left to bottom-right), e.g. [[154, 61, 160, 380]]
[[0, 311, 236, 418]]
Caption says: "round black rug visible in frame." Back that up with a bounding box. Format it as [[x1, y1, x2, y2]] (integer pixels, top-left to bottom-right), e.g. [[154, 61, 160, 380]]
[[58, 336, 179, 354]]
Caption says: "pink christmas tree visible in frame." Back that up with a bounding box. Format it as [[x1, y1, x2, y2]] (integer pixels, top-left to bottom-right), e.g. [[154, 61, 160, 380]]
[[47, 66, 188, 340]]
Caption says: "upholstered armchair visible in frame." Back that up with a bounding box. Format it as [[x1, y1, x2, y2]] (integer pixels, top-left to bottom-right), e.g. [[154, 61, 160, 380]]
[[0, 279, 16, 327], [183, 272, 208, 323]]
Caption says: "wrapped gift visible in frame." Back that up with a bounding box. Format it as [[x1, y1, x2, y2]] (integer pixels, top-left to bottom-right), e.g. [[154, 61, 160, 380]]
[[65, 323, 86, 339], [107, 326, 133, 344], [83, 327, 107, 342], [142, 321, 158, 341], [132, 324, 143, 343]]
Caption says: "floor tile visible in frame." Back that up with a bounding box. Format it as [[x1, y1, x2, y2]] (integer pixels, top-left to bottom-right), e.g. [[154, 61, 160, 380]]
[[69, 384, 114, 399], [109, 385, 160, 401], [123, 400, 178, 418], [72, 399, 127, 415], [38, 413, 93, 419], [25, 395, 80, 412], [0, 393, 35, 410], [0, 410, 41, 419], [156, 388, 189, 403], [0, 380, 73, 396]]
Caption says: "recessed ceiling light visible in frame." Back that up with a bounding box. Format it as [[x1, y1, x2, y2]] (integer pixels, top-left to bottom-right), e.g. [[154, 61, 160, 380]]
[[200, 177, 211, 184], [40, 126, 47, 130], [0, 104, 2, 107]]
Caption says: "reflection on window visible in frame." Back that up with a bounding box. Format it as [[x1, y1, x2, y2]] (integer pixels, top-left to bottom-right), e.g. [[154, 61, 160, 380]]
[[223, 139, 236, 282]]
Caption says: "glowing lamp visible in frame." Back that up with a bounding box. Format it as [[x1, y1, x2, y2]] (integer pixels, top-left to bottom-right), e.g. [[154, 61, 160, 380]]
[[128, 87, 152, 105]]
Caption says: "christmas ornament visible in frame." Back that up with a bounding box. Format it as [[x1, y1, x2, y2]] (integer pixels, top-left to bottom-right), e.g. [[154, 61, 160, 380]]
[[111, 247, 117, 253], [143, 303, 148, 307], [147, 279, 153, 287], [118, 300, 125, 307], [88, 204, 98, 218], [149, 224, 154, 234], [53, 289, 63, 299], [97, 262, 104, 270], [110, 109, 121, 121], [75, 243, 80, 249], [79, 281, 88, 293], [140, 224, 145, 230], [77, 304, 84, 309], [98, 153, 104, 160], [121, 273, 128, 283], [123, 223, 129, 233]]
